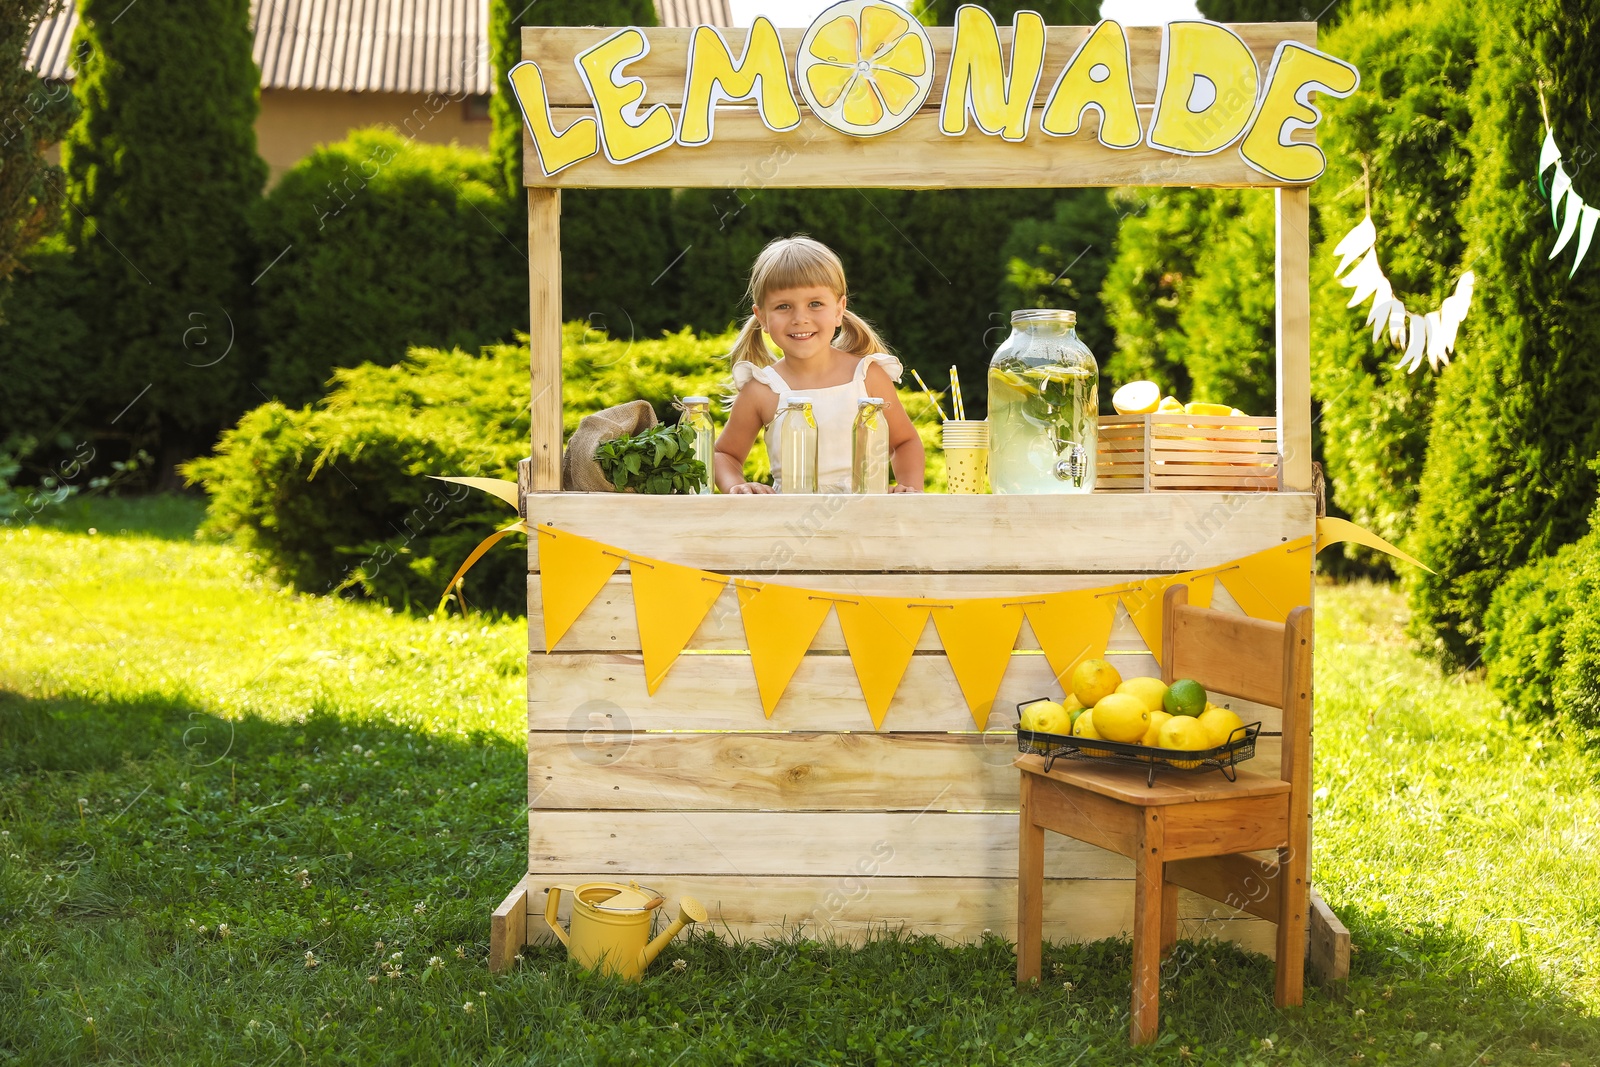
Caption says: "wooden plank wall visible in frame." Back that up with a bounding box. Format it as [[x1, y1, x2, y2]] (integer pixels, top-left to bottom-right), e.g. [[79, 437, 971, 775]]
[[519, 23, 1317, 189], [521, 494, 1314, 951]]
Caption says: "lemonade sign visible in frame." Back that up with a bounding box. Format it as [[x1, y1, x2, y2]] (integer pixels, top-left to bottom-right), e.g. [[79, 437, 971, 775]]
[[507, 4, 1359, 183]]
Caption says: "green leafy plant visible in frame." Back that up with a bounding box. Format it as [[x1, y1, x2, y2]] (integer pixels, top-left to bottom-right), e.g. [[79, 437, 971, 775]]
[[593, 423, 706, 494]]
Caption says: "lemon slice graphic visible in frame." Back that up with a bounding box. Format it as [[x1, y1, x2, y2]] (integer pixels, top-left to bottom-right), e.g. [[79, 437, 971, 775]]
[[797, 0, 933, 137]]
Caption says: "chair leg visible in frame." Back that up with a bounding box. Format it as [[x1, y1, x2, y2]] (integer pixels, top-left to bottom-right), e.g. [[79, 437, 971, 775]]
[[1016, 783, 1045, 987], [1130, 819, 1164, 1045], [1274, 843, 1308, 1007], [1160, 878, 1179, 959]]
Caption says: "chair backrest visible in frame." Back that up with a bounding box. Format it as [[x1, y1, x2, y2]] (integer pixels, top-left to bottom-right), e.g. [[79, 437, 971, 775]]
[[1160, 584, 1312, 789]]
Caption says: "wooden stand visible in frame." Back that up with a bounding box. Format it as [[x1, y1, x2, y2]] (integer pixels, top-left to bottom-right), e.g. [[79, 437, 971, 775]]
[[493, 20, 1333, 977]]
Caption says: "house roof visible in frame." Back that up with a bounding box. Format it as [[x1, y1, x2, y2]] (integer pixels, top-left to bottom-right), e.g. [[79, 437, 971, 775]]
[[25, 0, 734, 92]]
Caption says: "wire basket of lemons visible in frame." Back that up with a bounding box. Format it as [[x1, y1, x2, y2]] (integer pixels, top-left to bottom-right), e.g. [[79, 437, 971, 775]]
[[1014, 661, 1259, 788]]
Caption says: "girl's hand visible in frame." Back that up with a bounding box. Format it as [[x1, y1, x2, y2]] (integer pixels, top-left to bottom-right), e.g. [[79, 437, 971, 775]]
[[729, 482, 777, 494], [890, 484, 923, 493]]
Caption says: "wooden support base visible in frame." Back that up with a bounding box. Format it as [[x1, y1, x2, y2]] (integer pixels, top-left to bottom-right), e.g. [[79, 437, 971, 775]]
[[489, 880, 530, 975], [1308, 889, 1351, 990]]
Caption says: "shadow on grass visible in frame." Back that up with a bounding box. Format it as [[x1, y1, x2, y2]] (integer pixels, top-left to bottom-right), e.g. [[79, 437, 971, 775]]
[[26, 492, 207, 542], [2, 687, 1598, 1066]]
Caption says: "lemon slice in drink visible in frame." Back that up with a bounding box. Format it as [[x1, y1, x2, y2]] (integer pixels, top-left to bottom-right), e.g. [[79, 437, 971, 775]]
[[798, 1, 933, 137]]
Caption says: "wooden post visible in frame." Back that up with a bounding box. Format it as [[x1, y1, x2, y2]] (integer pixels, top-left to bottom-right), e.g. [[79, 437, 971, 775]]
[[529, 188, 564, 492], [489, 879, 529, 974], [1275, 186, 1312, 492]]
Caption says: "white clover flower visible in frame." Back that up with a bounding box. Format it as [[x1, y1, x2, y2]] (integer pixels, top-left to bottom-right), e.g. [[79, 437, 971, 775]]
[[462, 1002, 475, 1014], [304, 950, 319, 968], [428, 956, 444, 971], [217, 924, 231, 939]]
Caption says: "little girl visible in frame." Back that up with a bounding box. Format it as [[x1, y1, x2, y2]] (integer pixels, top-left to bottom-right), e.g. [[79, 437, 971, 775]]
[[713, 236, 925, 494]]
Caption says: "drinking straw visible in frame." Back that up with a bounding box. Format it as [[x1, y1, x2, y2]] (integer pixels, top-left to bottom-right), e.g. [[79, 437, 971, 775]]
[[949, 365, 965, 422], [912, 369, 949, 422]]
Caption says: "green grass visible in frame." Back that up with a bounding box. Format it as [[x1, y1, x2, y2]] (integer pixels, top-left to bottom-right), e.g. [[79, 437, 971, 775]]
[[2, 496, 1598, 1066]]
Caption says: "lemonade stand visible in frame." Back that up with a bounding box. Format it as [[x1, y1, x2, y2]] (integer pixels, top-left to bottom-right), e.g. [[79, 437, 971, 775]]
[[488, 8, 1355, 994]]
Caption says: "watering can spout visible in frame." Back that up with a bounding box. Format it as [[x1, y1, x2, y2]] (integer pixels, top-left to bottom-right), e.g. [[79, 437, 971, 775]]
[[638, 896, 707, 971]]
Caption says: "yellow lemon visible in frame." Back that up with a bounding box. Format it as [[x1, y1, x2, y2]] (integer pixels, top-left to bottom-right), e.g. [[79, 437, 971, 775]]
[[1141, 710, 1173, 747], [1196, 706, 1246, 749], [798, 1, 934, 136], [1115, 676, 1169, 714], [1112, 380, 1161, 415], [1071, 709, 1112, 757], [1070, 658, 1123, 708], [1063, 692, 1086, 723], [1020, 699, 1071, 736], [1157, 716, 1212, 768], [1157, 395, 1185, 412], [1090, 693, 1148, 743], [1183, 401, 1234, 417]]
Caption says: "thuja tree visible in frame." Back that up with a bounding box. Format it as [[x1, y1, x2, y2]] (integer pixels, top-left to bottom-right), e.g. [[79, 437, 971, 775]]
[[0, 0, 76, 283], [1407, 0, 1600, 669], [487, 0, 678, 339], [1309, 0, 1477, 552], [62, 0, 265, 459]]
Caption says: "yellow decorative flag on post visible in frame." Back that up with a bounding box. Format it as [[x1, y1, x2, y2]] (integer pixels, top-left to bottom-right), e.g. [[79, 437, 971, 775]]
[[1022, 589, 1119, 690], [1121, 571, 1215, 663], [630, 557, 728, 694], [835, 597, 933, 730], [1218, 537, 1315, 623], [737, 581, 835, 717], [537, 528, 624, 652], [930, 598, 1026, 731]]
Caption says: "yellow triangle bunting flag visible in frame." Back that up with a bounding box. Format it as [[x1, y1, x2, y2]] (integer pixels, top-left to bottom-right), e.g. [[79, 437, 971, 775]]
[[835, 597, 932, 729], [930, 599, 1025, 731], [1023, 590, 1119, 691], [737, 582, 834, 717], [630, 557, 729, 694], [1120, 571, 1216, 663], [1218, 537, 1315, 623], [537, 528, 623, 652]]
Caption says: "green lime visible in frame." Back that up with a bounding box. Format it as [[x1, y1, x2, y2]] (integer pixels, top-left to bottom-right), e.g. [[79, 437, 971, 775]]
[[1163, 678, 1207, 718]]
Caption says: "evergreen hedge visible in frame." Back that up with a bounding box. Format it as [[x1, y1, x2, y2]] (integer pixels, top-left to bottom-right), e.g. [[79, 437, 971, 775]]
[[1406, 0, 1600, 670], [0, 236, 92, 448], [61, 0, 265, 455], [187, 328, 737, 615], [252, 130, 525, 408], [1310, 0, 1477, 554]]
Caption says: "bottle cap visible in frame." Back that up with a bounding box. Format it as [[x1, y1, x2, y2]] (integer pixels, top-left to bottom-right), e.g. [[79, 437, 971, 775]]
[[681, 395, 709, 404], [1011, 308, 1076, 326], [785, 396, 814, 406], [858, 396, 884, 407]]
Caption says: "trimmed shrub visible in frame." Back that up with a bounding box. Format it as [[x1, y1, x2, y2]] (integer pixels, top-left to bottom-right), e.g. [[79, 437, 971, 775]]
[[1483, 537, 1589, 724], [187, 327, 737, 615], [0, 236, 92, 446], [62, 0, 265, 454], [1406, 0, 1600, 670], [1311, 0, 1477, 555], [1100, 188, 1275, 414], [252, 130, 524, 408]]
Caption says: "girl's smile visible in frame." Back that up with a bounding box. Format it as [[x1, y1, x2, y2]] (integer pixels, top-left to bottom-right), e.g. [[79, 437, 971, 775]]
[[755, 285, 846, 362]]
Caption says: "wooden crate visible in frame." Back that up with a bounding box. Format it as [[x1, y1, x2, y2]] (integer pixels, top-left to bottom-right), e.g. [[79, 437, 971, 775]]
[[495, 493, 1315, 965], [1097, 414, 1281, 493]]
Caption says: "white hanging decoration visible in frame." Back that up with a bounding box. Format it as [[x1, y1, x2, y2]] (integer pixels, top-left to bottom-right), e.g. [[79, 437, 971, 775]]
[[1332, 214, 1475, 375], [1537, 126, 1600, 277]]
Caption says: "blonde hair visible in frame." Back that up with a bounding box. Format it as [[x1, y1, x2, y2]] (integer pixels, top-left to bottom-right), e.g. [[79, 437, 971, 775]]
[[727, 235, 892, 370]]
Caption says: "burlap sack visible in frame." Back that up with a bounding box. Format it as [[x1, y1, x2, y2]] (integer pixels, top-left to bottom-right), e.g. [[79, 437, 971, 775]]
[[562, 399, 659, 492]]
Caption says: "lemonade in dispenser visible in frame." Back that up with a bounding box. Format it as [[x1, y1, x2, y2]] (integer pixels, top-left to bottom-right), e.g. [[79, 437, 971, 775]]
[[986, 309, 1099, 494]]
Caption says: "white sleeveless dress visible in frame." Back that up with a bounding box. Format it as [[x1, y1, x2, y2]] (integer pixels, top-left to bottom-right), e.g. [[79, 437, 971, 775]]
[[732, 353, 904, 493]]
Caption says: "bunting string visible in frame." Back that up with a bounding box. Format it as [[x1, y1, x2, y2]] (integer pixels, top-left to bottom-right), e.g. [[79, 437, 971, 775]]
[[437, 478, 1429, 731]]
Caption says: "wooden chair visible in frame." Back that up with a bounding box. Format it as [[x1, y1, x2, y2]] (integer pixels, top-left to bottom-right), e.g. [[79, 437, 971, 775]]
[[1014, 584, 1313, 1045]]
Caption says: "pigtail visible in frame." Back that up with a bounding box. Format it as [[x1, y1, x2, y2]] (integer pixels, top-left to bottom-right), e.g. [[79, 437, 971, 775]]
[[728, 313, 777, 369], [836, 308, 892, 358]]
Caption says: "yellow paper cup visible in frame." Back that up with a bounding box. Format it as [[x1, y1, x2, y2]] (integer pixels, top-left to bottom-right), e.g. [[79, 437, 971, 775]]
[[941, 420, 989, 495]]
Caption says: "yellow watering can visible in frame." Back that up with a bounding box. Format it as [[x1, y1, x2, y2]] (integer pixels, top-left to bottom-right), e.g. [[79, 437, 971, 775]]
[[544, 881, 707, 980]]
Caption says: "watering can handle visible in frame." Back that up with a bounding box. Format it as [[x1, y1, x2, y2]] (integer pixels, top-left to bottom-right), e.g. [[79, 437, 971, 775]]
[[544, 885, 573, 946]]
